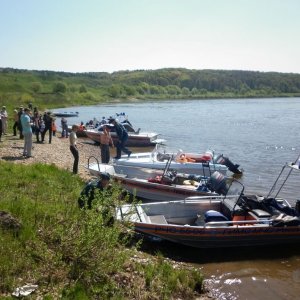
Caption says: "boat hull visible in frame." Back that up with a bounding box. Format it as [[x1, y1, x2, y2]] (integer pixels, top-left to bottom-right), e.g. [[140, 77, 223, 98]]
[[86, 130, 161, 147], [134, 222, 300, 248], [117, 199, 300, 248], [115, 156, 228, 177], [87, 162, 164, 179], [52, 112, 79, 117], [115, 176, 216, 201]]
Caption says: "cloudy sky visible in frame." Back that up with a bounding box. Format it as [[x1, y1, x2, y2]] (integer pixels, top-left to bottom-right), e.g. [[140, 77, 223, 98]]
[[1, 0, 299, 73]]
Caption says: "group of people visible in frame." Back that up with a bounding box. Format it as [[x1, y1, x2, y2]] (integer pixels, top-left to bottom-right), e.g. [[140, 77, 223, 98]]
[[2, 105, 57, 158], [1, 105, 132, 177], [12, 106, 56, 143], [21, 107, 56, 157], [85, 116, 110, 129], [69, 117, 132, 175], [98, 117, 132, 164]]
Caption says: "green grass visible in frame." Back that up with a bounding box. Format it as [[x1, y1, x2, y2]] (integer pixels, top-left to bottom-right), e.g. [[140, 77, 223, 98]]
[[0, 161, 204, 299]]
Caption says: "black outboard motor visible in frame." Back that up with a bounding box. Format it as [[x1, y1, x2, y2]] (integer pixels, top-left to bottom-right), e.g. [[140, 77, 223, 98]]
[[207, 171, 229, 195], [215, 154, 242, 175]]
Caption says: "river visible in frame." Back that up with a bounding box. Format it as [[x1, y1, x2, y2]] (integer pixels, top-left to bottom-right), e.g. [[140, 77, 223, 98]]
[[56, 98, 300, 299]]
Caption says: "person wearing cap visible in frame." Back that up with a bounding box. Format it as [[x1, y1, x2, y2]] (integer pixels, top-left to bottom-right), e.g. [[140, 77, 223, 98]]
[[20, 108, 33, 158], [0, 106, 8, 135], [100, 124, 114, 163], [99, 172, 111, 189], [100, 116, 107, 125], [108, 118, 131, 159], [78, 172, 111, 209]]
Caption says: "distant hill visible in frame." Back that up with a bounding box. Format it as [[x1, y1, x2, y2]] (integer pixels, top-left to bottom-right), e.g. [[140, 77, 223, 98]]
[[1, 67, 300, 109]]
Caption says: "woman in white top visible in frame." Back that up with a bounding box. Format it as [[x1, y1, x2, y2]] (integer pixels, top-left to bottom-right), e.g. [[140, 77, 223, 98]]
[[69, 125, 79, 174]]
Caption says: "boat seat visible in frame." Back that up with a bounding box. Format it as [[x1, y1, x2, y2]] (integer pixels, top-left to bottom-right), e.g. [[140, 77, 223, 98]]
[[248, 209, 271, 220], [149, 215, 168, 224], [135, 206, 151, 223], [221, 197, 245, 219]]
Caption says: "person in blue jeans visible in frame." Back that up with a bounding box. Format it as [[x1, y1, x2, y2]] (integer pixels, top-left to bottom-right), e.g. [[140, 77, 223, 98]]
[[20, 108, 33, 157], [61, 117, 68, 138], [108, 118, 131, 159]]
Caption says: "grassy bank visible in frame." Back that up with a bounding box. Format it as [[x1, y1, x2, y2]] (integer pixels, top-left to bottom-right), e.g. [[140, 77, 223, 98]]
[[0, 161, 204, 299]]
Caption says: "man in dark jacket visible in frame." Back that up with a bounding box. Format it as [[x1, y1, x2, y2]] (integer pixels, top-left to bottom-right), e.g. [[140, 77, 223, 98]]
[[108, 118, 131, 159], [41, 112, 53, 143], [78, 172, 112, 209]]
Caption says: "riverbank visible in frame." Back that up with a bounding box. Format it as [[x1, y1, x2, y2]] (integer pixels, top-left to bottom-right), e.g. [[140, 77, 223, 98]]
[[0, 133, 213, 299]]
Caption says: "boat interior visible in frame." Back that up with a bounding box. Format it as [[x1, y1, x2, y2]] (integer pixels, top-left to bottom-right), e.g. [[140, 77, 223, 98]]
[[118, 195, 300, 228]]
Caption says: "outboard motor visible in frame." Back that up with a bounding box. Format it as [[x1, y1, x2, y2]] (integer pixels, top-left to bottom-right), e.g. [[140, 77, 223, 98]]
[[215, 154, 242, 175], [207, 171, 229, 195]]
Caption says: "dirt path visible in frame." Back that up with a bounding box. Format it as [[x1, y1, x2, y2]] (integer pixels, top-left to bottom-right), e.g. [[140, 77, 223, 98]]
[[0, 133, 110, 180]]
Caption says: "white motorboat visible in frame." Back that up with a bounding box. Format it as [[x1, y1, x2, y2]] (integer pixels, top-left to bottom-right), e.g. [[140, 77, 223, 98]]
[[87, 159, 227, 201], [85, 114, 165, 147], [52, 111, 79, 117], [112, 150, 229, 177], [86, 128, 164, 147]]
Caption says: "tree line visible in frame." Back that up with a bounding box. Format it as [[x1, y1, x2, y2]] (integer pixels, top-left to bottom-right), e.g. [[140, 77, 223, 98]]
[[1, 67, 300, 108]]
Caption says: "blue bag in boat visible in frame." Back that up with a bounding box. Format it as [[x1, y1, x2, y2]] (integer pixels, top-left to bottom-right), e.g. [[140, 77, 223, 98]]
[[205, 210, 228, 222]]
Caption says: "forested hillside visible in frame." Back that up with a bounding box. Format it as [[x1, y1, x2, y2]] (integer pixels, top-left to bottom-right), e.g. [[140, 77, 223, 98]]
[[1, 67, 300, 109]]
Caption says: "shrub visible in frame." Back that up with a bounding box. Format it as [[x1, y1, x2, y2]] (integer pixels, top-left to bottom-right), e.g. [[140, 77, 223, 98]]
[[79, 84, 87, 93], [53, 82, 67, 93], [31, 82, 42, 93]]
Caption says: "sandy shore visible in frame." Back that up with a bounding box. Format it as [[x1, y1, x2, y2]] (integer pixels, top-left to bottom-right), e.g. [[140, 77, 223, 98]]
[[0, 132, 111, 180]]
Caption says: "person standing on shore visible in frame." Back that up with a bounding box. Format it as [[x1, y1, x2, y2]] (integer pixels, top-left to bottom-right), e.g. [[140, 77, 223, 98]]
[[108, 118, 131, 159], [52, 120, 57, 136], [33, 108, 41, 142], [41, 112, 53, 143], [0, 106, 8, 135], [20, 108, 33, 158], [69, 124, 79, 174], [18, 106, 24, 139], [13, 109, 19, 136], [61, 117, 68, 138], [0, 112, 2, 142], [100, 124, 114, 163]]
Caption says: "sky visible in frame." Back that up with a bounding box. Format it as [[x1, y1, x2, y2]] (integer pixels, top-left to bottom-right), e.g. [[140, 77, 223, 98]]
[[1, 0, 300, 74]]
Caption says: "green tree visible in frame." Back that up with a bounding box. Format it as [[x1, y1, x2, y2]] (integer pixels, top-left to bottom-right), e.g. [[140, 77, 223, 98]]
[[109, 84, 121, 98], [181, 87, 190, 96], [139, 82, 150, 94], [166, 85, 181, 95], [31, 82, 42, 93], [123, 85, 136, 96], [149, 85, 161, 94], [79, 84, 87, 93], [191, 87, 198, 95], [53, 82, 67, 93]]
